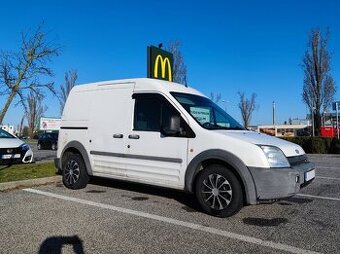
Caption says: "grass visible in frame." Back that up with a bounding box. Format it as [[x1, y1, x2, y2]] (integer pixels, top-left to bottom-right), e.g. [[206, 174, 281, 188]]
[[0, 162, 57, 183]]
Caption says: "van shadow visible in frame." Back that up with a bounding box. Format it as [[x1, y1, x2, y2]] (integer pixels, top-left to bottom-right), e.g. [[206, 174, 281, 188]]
[[38, 235, 84, 254], [89, 176, 201, 213]]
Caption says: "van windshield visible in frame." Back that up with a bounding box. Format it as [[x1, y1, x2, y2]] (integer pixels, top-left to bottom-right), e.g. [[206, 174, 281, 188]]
[[171, 92, 244, 130]]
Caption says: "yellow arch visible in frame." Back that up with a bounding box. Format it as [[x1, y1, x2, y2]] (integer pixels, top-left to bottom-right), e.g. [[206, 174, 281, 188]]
[[154, 55, 172, 82]]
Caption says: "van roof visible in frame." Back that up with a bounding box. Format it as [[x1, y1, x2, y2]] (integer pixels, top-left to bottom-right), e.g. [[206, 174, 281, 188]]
[[72, 78, 205, 97]]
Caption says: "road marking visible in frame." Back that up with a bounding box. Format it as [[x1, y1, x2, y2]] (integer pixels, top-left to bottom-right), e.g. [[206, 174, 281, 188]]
[[23, 188, 320, 254], [296, 194, 340, 202], [317, 176, 340, 181], [317, 166, 339, 170]]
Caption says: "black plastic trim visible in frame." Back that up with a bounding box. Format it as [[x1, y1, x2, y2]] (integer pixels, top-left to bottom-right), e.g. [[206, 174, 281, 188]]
[[184, 149, 257, 205], [90, 151, 182, 163], [60, 127, 88, 130]]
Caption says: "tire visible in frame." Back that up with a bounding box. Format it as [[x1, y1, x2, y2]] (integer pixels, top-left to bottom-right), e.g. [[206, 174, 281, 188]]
[[62, 153, 89, 189], [37, 143, 41, 150], [195, 164, 243, 217], [51, 143, 57, 150]]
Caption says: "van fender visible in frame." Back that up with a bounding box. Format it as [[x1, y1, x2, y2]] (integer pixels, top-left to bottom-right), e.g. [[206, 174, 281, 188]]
[[185, 149, 257, 205], [61, 141, 93, 175]]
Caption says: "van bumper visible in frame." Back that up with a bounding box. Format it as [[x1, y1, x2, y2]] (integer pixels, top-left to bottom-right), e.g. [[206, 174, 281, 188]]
[[248, 162, 315, 201]]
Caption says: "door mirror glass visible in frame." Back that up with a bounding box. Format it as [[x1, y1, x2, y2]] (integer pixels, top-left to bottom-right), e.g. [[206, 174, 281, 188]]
[[161, 115, 181, 136]]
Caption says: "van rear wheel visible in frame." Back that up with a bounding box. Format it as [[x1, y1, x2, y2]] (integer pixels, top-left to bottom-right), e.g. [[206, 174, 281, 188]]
[[62, 153, 89, 189], [195, 164, 243, 217]]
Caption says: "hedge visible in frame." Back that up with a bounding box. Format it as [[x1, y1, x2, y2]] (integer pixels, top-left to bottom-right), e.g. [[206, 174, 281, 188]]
[[281, 137, 340, 154]]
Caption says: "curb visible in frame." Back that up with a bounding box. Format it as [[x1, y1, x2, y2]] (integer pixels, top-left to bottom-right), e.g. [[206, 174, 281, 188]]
[[0, 176, 62, 192], [307, 154, 340, 158]]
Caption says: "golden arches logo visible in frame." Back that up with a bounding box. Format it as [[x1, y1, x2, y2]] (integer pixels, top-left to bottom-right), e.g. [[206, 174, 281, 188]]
[[154, 55, 172, 82]]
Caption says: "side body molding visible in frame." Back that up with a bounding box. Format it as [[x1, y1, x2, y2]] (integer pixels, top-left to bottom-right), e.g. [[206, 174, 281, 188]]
[[185, 149, 257, 205], [60, 141, 93, 175]]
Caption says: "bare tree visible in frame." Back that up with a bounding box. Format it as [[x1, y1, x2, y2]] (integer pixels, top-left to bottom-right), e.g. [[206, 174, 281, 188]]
[[210, 92, 222, 104], [25, 91, 47, 138], [302, 28, 336, 136], [0, 25, 60, 124], [238, 92, 257, 129], [166, 41, 188, 86], [58, 69, 78, 115]]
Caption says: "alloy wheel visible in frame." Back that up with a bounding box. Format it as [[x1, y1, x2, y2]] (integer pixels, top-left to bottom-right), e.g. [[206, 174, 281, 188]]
[[201, 173, 232, 210], [64, 159, 80, 185]]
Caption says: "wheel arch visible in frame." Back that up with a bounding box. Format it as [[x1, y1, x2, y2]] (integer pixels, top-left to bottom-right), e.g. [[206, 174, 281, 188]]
[[185, 149, 257, 205], [60, 141, 92, 175]]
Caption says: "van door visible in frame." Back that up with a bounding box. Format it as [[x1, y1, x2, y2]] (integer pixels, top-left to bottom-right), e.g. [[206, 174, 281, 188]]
[[125, 93, 193, 189], [88, 83, 134, 177]]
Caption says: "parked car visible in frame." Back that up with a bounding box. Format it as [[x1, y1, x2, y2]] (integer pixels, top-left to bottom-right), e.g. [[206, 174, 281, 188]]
[[0, 128, 33, 164], [55, 78, 315, 217], [37, 132, 59, 150]]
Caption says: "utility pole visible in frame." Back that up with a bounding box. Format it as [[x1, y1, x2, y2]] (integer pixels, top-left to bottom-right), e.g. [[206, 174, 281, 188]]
[[311, 106, 315, 137], [272, 101, 275, 125], [272, 101, 277, 136], [337, 102, 339, 140]]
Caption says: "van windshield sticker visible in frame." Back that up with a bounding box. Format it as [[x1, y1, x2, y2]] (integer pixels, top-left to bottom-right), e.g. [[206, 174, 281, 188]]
[[190, 107, 210, 124]]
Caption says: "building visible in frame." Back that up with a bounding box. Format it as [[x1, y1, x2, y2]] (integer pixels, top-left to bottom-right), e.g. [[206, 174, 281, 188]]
[[257, 124, 308, 137]]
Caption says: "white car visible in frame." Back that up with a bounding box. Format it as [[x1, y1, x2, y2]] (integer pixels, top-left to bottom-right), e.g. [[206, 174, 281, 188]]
[[0, 129, 33, 164]]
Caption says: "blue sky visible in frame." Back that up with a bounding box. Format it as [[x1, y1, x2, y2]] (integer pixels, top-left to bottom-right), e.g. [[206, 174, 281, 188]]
[[0, 0, 339, 127]]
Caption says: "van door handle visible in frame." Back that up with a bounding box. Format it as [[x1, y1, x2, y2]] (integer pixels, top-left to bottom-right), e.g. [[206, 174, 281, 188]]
[[128, 134, 140, 139], [113, 134, 123, 138]]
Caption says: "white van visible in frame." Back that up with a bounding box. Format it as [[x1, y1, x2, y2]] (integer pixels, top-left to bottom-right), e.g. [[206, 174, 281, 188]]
[[55, 78, 315, 217]]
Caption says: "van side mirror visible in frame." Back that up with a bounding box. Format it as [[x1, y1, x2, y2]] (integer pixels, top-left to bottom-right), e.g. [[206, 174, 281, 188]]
[[161, 115, 181, 137]]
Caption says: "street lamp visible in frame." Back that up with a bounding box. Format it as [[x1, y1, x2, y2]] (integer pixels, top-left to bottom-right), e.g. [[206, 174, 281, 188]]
[[336, 102, 339, 140], [221, 100, 228, 113], [272, 101, 275, 125]]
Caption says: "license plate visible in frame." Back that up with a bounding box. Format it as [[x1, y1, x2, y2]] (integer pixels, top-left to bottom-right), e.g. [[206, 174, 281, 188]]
[[1, 154, 21, 159], [305, 169, 315, 182]]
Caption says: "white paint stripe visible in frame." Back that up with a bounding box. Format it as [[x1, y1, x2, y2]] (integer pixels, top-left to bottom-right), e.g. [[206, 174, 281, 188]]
[[23, 188, 320, 254], [317, 176, 340, 181], [296, 193, 340, 202], [317, 166, 339, 170]]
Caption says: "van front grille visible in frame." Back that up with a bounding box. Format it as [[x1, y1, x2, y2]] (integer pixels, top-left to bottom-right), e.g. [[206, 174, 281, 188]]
[[287, 155, 308, 166]]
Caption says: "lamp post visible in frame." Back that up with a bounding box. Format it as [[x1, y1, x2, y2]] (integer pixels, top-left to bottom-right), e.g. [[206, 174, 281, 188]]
[[336, 102, 339, 140], [272, 101, 275, 125], [222, 100, 228, 113]]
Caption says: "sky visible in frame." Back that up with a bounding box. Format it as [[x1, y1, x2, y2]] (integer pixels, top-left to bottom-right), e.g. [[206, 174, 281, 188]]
[[0, 0, 340, 127]]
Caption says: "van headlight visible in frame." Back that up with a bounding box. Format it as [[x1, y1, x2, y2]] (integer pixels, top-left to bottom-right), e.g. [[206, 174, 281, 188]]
[[260, 146, 290, 168]]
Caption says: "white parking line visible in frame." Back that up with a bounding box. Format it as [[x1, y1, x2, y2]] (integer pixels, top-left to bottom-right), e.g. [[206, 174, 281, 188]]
[[296, 194, 340, 202], [317, 166, 339, 170], [23, 188, 320, 254], [317, 176, 340, 181]]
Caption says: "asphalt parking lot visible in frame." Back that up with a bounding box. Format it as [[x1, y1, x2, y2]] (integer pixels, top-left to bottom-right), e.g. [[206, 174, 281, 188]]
[[0, 155, 339, 254]]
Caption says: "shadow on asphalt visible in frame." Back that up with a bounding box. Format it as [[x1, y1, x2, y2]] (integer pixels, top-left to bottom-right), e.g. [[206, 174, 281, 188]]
[[89, 176, 202, 213], [38, 235, 84, 254]]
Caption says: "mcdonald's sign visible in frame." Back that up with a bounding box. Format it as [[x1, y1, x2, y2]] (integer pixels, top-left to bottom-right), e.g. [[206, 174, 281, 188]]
[[147, 46, 173, 82]]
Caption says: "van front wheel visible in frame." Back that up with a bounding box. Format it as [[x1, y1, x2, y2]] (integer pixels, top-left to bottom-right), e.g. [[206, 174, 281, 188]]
[[195, 165, 243, 217], [62, 153, 89, 189]]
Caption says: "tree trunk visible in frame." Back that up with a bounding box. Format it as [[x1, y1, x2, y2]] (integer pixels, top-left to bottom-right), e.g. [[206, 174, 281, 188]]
[[0, 89, 16, 124], [315, 111, 321, 136]]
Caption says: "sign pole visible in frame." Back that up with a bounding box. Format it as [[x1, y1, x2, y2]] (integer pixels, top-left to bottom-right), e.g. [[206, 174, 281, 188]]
[[337, 102, 339, 140]]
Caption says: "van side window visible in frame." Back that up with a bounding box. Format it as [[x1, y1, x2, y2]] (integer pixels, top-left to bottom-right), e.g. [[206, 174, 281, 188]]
[[133, 94, 195, 138], [134, 95, 161, 131]]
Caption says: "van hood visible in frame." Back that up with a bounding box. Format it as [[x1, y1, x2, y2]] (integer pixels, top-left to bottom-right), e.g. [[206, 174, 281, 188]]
[[214, 130, 304, 157], [0, 138, 24, 148]]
